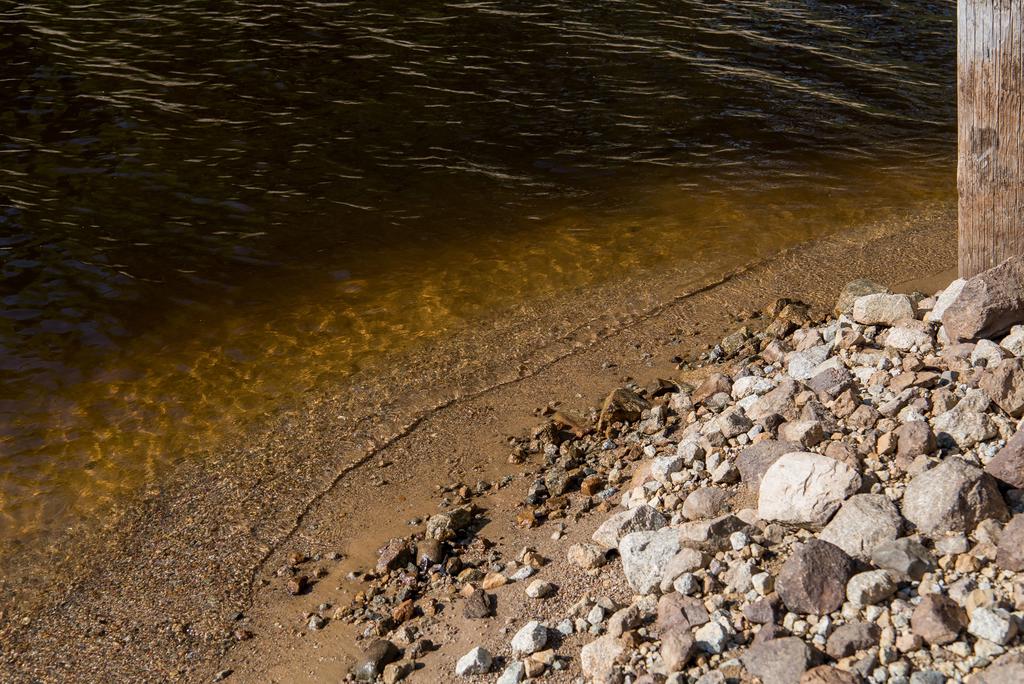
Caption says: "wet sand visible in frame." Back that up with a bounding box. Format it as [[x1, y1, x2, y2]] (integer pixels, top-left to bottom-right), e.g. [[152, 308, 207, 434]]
[[0, 204, 957, 683]]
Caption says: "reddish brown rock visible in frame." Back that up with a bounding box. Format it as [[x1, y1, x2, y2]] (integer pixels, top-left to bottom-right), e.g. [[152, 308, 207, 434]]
[[912, 594, 966, 645], [943, 256, 1024, 342], [996, 515, 1024, 572], [980, 358, 1024, 418], [800, 666, 860, 684], [776, 540, 855, 615], [598, 388, 650, 429], [692, 373, 732, 406], [986, 429, 1024, 489]]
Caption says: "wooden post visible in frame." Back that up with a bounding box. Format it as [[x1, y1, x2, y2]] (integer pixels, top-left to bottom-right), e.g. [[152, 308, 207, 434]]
[[958, 0, 1024, 278]]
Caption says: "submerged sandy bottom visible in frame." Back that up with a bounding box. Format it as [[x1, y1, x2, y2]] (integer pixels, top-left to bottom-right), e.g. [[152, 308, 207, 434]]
[[0, 203, 957, 682]]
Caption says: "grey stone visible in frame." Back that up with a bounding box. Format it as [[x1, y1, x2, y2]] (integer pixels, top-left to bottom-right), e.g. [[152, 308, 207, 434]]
[[496, 661, 526, 684], [968, 606, 1018, 645], [681, 487, 733, 520], [870, 537, 934, 581], [846, 570, 897, 606], [825, 621, 880, 659], [592, 505, 667, 548], [580, 634, 625, 683], [736, 439, 802, 489], [510, 620, 548, 655], [902, 457, 1008, 536], [619, 529, 680, 594], [741, 636, 821, 684], [352, 640, 400, 681], [788, 345, 832, 382], [853, 293, 915, 326], [818, 494, 904, 560]]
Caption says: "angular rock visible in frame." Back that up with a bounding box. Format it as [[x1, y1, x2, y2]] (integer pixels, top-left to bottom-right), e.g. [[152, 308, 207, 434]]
[[930, 278, 966, 321], [895, 421, 936, 462], [986, 429, 1024, 489], [656, 593, 710, 634], [681, 487, 733, 521], [463, 588, 494, 619], [619, 529, 680, 594], [836, 279, 890, 316], [846, 569, 897, 606], [742, 636, 821, 684], [758, 452, 861, 528], [660, 628, 696, 671], [676, 514, 756, 553], [598, 388, 650, 429], [818, 494, 904, 560], [902, 457, 1008, 536], [736, 439, 802, 489], [853, 293, 915, 326], [692, 373, 732, 406], [455, 646, 492, 677], [980, 358, 1024, 417], [871, 537, 934, 581], [496, 662, 526, 684], [932, 403, 996, 449], [511, 620, 548, 655], [996, 514, 1024, 571], [580, 634, 625, 683], [971, 661, 1024, 684], [825, 621, 880, 659], [778, 420, 825, 448], [968, 606, 1018, 645], [806, 366, 854, 401], [911, 594, 965, 645], [942, 256, 1024, 342], [568, 542, 609, 570], [426, 505, 474, 541], [591, 505, 667, 548], [776, 540, 855, 615], [800, 666, 859, 684], [788, 346, 832, 382], [376, 538, 414, 573]]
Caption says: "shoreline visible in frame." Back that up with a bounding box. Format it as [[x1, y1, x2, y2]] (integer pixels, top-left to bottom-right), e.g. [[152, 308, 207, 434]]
[[1, 203, 957, 682]]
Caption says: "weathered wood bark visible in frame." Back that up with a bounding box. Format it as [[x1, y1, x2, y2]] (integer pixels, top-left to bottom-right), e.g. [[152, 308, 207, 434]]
[[958, 0, 1024, 278]]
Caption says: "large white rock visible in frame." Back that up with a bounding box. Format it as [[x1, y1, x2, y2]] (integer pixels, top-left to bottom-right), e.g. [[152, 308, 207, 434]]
[[757, 452, 861, 528], [852, 293, 915, 326], [581, 634, 625, 683], [510, 620, 548, 655], [591, 505, 666, 548], [619, 529, 680, 594]]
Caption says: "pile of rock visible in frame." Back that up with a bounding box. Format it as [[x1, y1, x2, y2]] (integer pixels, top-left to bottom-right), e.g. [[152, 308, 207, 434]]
[[477, 259, 1024, 683]]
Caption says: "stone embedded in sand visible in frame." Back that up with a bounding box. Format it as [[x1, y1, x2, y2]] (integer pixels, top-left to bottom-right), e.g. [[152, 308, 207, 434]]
[[741, 636, 822, 684], [455, 646, 492, 677], [852, 293, 915, 326], [835, 279, 890, 316], [580, 634, 625, 683], [496, 661, 526, 684], [776, 539, 855, 615], [943, 256, 1024, 342], [818, 494, 904, 561], [901, 457, 1008, 536], [352, 639, 400, 681], [911, 594, 965, 645], [376, 538, 413, 573], [997, 515, 1024, 571], [591, 505, 666, 548], [619, 529, 680, 594], [681, 487, 733, 521], [986, 429, 1024, 488], [598, 387, 650, 429], [567, 542, 609, 570], [980, 358, 1024, 417], [757, 452, 861, 528], [463, 588, 493, 619]]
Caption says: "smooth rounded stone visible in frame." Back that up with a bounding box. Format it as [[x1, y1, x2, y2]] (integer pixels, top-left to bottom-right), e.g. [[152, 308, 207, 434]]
[[996, 514, 1024, 571], [757, 452, 861, 529], [986, 429, 1024, 489], [980, 358, 1024, 417], [567, 542, 609, 570], [800, 665, 859, 684], [776, 539, 855, 615], [591, 505, 667, 548], [901, 457, 1008, 536], [968, 606, 1018, 645], [496, 661, 526, 684], [735, 439, 803, 489], [681, 487, 733, 521], [942, 256, 1024, 343], [895, 421, 937, 460], [853, 293, 915, 326], [836, 279, 891, 315], [818, 494, 905, 560], [619, 529, 680, 594], [870, 537, 934, 581], [352, 639, 400, 681], [581, 634, 625, 683], [526, 580, 556, 599], [598, 387, 650, 428], [455, 646, 492, 677], [825, 621, 880, 659], [911, 594, 966, 646], [846, 570, 898, 606], [741, 636, 822, 684], [511, 620, 548, 655]]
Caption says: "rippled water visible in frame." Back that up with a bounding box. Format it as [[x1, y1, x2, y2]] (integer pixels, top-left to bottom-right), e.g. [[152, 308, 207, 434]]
[[1, 1, 954, 542]]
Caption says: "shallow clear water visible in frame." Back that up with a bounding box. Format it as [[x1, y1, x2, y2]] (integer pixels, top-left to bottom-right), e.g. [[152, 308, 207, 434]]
[[1, 1, 955, 540]]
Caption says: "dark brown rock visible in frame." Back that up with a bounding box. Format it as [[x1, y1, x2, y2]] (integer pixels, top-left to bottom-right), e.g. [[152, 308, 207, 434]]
[[415, 539, 444, 566], [996, 514, 1024, 572], [598, 388, 650, 429], [776, 540, 855, 616], [986, 429, 1024, 489], [656, 593, 709, 635], [462, 588, 494, 619], [352, 639, 400, 681], [911, 594, 966, 645], [377, 538, 414, 573], [806, 366, 854, 401], [825, 622, 880, 659], [980, 358, 1024, 418], [943, 256, 1024, 342], [895, 421, 936, 461], [742, 636, 822, 684], [743, 595, 782, 625]]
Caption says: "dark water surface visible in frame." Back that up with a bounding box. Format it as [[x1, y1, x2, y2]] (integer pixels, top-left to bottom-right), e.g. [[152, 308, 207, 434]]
[[2, 2, 954, 542]]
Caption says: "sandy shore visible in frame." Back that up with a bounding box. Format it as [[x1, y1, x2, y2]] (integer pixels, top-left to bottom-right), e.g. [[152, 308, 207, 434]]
[[0, 203, 956, 683]]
